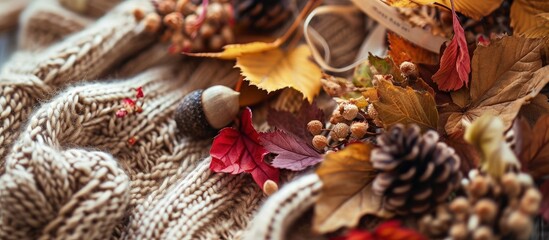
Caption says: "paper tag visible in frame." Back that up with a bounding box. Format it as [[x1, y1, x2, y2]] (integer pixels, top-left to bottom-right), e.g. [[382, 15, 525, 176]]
[[350, 0, 447, 53]]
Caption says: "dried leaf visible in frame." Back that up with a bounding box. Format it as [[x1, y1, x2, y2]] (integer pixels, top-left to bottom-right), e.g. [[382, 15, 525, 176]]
[[267, 101, 324, 144], [514, 115, 549, 180], [372, 79, 439, 132], [464, 115, 520, 179], [510, 0, 549, 34], [383, 0, 502, 20], [259, 130, 322, 171], [210, 108, 279, 189], [443, 37, 549, 136], [432, 3, 470, 91], [387, 32, 438, 66], [236, 44, 322, 102], [314, 143, 389, 233]]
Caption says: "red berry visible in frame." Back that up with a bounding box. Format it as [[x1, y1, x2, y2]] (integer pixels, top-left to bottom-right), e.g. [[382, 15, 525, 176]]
[[128, 137, 138, 146]]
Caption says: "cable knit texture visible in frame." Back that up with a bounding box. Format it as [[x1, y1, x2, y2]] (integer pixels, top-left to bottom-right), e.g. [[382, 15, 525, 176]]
[[0, 0, 367, 239]]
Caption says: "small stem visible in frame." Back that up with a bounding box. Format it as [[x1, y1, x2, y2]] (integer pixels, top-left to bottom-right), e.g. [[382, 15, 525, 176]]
[[235, 75, 244, 92], [276, 0, 322, 46]]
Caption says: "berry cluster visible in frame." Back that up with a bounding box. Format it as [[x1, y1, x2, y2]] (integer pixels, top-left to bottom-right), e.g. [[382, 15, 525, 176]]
[[135, 0, 235, 53], [307, 100, 381, 152], [419, 170, 541, 240]]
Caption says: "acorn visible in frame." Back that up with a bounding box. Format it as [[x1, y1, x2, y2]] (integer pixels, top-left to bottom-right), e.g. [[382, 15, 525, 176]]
[[175, 85, 240, 139]]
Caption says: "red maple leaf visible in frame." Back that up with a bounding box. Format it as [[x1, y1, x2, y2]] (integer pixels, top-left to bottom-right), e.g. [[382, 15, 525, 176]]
[[432, 0, 471, 91], [210, 107, 279, 189]]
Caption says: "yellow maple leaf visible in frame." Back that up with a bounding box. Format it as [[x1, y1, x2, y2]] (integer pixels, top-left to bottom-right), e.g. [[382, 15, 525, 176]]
[[372, 79, 439, 132], [235, 44, 322, 103], [511, 0, 549, 34], [185, 41, 281, 60], [383, 0, 502, 20]]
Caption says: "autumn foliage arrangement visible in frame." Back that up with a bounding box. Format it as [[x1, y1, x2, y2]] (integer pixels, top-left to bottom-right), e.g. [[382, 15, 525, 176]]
[[129, 0, 549, 238]]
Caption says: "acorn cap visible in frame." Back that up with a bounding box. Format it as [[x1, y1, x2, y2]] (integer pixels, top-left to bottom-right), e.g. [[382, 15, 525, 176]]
[[175, 85, 240, 139], [202, 85, 240, 129]]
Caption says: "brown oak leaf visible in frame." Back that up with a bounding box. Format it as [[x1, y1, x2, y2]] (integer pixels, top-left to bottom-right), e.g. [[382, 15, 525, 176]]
[[442, 36, 549, 136]]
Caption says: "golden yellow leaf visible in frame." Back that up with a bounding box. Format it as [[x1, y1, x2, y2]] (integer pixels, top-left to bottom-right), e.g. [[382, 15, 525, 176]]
[[372, 79, 439, 132], [464, 115, 520, 179], [185, 41, 281, 60], [383, 0, 502, 20], [314, 143, 390, 234], [387, 32, 439, 66], [235, 44, 322, 103], [443, 37, 549, 136], [510, 0, 549, 34]]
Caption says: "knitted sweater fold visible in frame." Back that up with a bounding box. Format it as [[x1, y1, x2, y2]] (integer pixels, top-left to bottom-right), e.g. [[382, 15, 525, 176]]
[[0, 1, 368, 238], [0, 0, 155, 162]]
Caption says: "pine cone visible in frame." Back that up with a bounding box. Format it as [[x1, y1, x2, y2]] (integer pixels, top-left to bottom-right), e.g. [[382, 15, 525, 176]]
[[234, 0, 290, 31], [371, 124, 462, 215], [419, 170, 541, 240]]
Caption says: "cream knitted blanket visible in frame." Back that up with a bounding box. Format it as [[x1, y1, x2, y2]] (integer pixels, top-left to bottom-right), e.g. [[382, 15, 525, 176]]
[[0, 0, 366, 239]]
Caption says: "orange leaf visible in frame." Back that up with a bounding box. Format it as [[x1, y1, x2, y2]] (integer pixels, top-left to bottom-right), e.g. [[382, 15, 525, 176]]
[[387, 32, 438, 66]]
